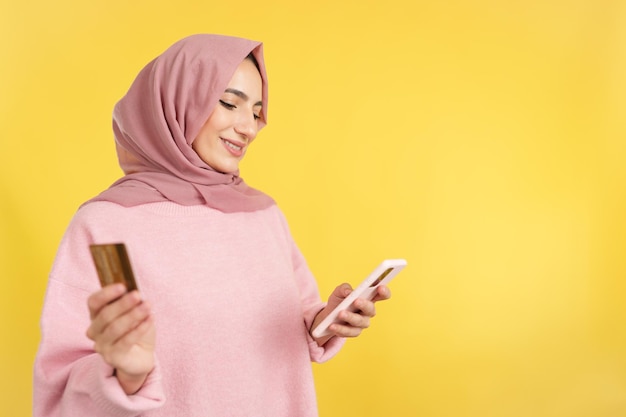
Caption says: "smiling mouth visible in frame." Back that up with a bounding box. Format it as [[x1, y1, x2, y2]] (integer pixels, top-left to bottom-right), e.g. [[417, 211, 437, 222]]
[[222, 138, 243, 151]]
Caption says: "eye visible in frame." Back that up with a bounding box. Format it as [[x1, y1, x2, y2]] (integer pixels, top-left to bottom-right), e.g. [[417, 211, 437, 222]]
[[253, 113, 261, 121], [219, 100, 236, 110]]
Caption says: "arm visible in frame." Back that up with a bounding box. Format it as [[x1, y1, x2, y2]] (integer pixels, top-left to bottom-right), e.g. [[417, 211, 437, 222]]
[[33, 209, 165, 417], [281, 224, 345, 362], [34, 279, 164, 417]]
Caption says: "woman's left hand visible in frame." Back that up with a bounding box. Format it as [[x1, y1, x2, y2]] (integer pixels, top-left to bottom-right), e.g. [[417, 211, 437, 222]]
[[311, 283, 391, 346]]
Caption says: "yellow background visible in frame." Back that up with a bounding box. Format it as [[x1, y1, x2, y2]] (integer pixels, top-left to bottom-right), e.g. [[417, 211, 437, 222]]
[[2, 0, 625, 416]]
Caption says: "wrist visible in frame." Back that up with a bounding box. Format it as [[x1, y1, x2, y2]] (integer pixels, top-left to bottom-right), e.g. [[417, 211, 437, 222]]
[[115, 368, 151, 395]]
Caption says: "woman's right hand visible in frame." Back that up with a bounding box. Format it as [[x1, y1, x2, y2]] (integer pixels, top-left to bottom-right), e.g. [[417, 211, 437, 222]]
[[86, 283, 156, 395]]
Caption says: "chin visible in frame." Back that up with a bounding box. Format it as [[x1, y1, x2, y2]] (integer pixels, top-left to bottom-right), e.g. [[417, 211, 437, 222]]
[[214, 164, 239, 174]]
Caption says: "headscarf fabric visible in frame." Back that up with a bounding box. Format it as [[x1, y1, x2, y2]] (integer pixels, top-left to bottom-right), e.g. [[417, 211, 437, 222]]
[[85, 34, 274, 212]]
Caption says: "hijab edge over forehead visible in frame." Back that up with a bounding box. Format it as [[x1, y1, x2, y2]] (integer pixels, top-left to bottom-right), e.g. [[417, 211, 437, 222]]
[[84, 34, 274, 213], [187, 41, 269, 146], [160, 34, 269, 152]]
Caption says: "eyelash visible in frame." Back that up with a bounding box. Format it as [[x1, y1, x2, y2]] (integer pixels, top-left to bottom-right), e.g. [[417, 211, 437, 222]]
[[219, 100, 261, 120], [219, 100, 235, 110]]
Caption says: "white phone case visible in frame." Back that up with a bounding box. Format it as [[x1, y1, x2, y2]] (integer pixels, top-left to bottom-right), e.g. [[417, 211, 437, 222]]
[[311, 259, 407, 338]]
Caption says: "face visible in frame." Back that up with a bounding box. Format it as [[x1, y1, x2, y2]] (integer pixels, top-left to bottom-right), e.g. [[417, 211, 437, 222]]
[[192, 58, 263, 173]]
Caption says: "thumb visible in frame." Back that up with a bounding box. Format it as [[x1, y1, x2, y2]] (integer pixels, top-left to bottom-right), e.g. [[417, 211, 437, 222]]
[[328, 283, 353, 307]]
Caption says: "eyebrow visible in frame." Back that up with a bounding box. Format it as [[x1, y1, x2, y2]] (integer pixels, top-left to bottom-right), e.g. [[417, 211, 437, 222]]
[[224, 88, 262, 107]]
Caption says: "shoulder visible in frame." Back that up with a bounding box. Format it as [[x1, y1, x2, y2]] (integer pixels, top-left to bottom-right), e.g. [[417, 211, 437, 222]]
[[74, 200, 129, 220], [249, 203, 296, 243]]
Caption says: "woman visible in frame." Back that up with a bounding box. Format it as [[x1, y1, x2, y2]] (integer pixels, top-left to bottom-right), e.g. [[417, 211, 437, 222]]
[[33, 34, 390, 416]]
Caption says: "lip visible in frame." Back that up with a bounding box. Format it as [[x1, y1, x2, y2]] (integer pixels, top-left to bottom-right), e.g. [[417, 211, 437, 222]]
[[220, 138, 245, 157]]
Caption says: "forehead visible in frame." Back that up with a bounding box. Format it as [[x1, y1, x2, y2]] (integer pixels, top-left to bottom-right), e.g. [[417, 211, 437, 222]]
[[225, 59, 262, 101]]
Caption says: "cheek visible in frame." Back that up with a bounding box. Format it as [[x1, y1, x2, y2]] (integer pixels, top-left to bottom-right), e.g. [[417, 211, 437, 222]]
[[194, 107, 225, 138], [193, 119, 220, 148], [205, 107, 232, 131]]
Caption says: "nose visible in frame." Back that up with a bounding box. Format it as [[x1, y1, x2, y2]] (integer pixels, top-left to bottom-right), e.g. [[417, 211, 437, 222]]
[[234, 111, 258, 141]]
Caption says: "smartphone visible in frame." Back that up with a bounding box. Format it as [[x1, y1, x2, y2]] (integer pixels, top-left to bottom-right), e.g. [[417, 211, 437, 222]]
[[89, 243, 138, 292], [311, 258, 407, 338]]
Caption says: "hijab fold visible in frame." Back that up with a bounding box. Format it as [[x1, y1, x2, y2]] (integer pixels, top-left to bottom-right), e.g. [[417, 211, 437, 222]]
[[85, 34, 274, 213]]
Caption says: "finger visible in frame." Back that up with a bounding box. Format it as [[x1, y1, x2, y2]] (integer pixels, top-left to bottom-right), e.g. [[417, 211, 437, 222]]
[[96, 296, 150, 346], [325, 283, 353, 308], [87, 284, 127, 320], [371, 285, 391, 303], [113, 314, 154, 352], [87, 290, 143, 340], [328, 322, 365, 338], [352, 298, 377, 318], [96, 314, 154, 371], [338, 308, 372, 329], [333, 283, 353, 299]]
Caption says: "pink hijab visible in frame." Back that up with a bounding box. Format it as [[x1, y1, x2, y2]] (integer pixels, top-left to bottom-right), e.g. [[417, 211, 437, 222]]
[[86, 34, 274, 212]]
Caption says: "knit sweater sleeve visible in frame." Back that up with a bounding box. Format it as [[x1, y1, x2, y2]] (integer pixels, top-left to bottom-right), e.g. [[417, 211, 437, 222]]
[[292, 244, 346, 362], [33, 209, 166, 417], [276, 210, 345, 362]]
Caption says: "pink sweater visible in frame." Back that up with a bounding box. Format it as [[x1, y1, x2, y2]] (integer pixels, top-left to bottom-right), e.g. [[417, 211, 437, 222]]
[[34, 201, 344, 416]]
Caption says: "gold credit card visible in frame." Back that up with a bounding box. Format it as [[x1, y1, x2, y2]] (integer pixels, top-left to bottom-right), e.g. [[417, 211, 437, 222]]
[[89, 243, 138, 291]]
